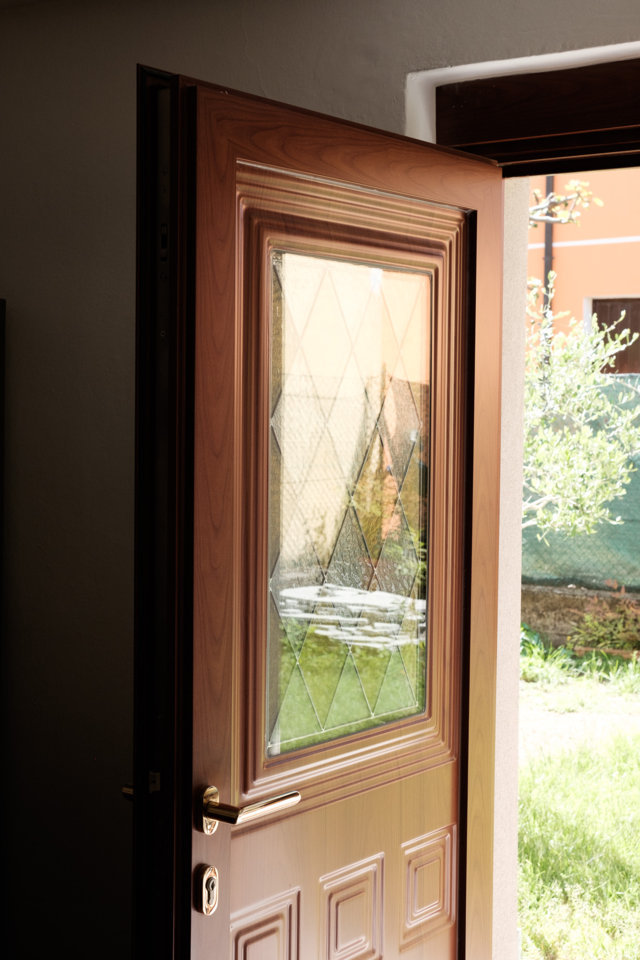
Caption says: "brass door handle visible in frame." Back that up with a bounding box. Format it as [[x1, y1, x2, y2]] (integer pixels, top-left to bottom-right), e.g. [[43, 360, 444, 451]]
[[202, 785, 301, 834]]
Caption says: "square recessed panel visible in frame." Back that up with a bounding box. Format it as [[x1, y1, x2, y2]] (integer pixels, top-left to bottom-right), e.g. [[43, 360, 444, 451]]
[[231, 889, 300, 960], [267, 251, 431, 756], [320, 854, 383, 960], [401, 826, 456, 947]]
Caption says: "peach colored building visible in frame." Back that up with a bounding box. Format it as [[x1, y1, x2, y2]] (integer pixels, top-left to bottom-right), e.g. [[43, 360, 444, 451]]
[[528, 168, 640, 371]]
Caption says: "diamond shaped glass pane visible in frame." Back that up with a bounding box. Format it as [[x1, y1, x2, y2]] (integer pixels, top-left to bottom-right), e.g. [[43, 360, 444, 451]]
[[299, 625, 349, 726], [375, 500, 419, 598], [371, 647, 417, 717], [266, 594, 297, 739], [401, 439, 429, 556], [266, 250, 431, 755], [352, 429, 397, 564], [300, 431, 349, 569], [326, 355, 376, 494], [326, 507, 373, 592], [379, 376, 420, 485], [350, 643, 392, 711], [270, 666, 322, 754]]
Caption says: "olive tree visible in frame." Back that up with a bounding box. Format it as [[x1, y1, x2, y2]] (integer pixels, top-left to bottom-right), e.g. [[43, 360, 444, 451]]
[[523, 182, 640, 536]]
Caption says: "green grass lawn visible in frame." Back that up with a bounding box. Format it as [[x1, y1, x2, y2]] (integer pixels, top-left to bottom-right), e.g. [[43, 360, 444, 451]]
[[519, 637, 640, 959]]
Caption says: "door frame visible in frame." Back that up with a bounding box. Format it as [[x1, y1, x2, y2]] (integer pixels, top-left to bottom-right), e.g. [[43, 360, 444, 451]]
[[431, 52, 640, 960], [434, 57, 640, 176], [134, 67, 195, 960]]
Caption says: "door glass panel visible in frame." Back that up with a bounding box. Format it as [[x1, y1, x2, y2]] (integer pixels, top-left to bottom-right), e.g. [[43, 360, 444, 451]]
[[267, 251, 431, 756]]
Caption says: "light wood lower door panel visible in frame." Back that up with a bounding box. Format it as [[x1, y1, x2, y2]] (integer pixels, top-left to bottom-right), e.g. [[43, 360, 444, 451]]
[[229, 762, 457, 959]]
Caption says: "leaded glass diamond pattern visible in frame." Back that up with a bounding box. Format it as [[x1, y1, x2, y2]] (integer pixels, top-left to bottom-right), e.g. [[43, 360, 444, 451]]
[[379, 376, 420, 485], [326, 507, 373, 592], [267, 251, 430, 755], [375, 499, 419, 598]]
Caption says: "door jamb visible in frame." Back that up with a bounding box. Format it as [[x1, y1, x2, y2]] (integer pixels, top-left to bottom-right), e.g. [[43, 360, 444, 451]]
[[414, 48, 640, 960], [405, 41, 640, 145], [134, 67, 195, 960]]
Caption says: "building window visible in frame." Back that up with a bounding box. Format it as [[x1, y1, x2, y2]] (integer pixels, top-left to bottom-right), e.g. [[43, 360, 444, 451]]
[[592, 298, 640, 373]]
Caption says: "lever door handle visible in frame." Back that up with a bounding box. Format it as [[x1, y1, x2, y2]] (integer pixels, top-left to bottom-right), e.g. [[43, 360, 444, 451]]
[[202, 785, 301, 834]]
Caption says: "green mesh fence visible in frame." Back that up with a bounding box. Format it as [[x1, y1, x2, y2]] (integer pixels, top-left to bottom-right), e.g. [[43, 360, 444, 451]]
[[522, 375, 640, 592]]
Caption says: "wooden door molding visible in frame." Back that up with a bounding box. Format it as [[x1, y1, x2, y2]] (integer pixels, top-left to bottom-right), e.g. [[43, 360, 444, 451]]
[[436, 57, 640, 175], [237, 162, 467, 811]]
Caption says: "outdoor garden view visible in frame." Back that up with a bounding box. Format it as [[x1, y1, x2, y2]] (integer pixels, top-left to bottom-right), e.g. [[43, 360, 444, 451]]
[[519, 170, 640, 959]]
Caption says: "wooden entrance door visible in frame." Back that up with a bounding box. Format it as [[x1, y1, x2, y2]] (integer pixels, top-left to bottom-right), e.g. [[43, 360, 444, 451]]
[[135, 68, 502, 960]]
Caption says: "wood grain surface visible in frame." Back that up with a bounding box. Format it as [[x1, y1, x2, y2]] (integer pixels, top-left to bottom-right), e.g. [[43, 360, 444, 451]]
[[159, 77, 503, 958]]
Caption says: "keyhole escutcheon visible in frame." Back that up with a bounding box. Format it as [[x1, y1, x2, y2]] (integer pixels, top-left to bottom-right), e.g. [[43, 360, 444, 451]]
[[199, 865, 219, 916]]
